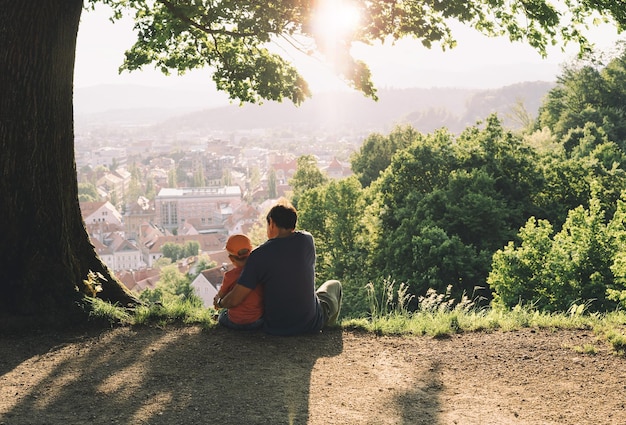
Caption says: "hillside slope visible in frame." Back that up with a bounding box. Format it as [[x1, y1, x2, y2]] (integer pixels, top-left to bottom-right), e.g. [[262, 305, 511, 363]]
[[74, 82, 554, 134]]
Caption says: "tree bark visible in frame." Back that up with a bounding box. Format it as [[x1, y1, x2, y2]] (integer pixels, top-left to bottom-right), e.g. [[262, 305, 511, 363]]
[[0, 1, 138, 327]]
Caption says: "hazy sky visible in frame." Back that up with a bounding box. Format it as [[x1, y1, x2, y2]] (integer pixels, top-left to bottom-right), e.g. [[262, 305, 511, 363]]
[[75, 5, 622, 98]]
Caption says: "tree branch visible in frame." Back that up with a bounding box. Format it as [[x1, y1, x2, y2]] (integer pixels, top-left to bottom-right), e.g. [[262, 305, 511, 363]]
[[157, 0, 257, 38]]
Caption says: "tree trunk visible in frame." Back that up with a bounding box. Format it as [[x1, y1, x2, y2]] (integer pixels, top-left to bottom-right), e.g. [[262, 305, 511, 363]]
[[0, 1, 138, 328]]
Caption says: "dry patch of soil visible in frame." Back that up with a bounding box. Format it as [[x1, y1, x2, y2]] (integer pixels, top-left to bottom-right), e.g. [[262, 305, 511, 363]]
[[1, 326, 624, 424]]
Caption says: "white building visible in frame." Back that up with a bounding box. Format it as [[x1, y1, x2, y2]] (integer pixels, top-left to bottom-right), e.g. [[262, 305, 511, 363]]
[[91, 146, 127, 168], [91, 233, 144, 272], [80, 201, 123, 227], [110, 235, 144, 271], [190, 266, 225, 308]]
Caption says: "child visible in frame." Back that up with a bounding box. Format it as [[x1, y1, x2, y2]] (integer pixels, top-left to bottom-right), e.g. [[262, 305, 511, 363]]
[[213, 234, 263, 330]]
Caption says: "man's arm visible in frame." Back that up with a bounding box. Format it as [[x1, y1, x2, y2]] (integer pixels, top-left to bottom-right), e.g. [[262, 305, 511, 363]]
[[219, 284, 253, 309]]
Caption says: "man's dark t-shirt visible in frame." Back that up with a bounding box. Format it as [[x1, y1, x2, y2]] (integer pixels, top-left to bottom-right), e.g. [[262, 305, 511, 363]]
[[237, 231, 324, 335]]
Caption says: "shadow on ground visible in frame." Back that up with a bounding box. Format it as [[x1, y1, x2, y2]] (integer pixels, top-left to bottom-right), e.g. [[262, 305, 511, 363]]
[[4, 327, 621, 424], [0, 325, 344, 425]]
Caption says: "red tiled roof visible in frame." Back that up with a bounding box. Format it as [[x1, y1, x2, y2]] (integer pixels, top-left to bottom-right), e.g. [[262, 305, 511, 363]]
[[148, 234, 225, 254], [79, 201, 107, 218]]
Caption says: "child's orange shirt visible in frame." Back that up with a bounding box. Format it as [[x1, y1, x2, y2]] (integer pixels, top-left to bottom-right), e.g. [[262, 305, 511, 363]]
[[219, 266, 263, 324]]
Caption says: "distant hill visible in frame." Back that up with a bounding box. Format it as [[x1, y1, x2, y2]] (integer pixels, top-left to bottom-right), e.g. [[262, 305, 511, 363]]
[[74, 82, 555, 134], [73, 83, 230, 127]]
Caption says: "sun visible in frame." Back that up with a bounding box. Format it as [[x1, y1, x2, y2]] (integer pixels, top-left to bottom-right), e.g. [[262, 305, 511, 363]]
[[311, 0, 361, 45]]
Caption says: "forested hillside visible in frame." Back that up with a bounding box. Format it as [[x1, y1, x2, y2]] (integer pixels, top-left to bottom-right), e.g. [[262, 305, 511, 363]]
[[290, 47, 626, 317]]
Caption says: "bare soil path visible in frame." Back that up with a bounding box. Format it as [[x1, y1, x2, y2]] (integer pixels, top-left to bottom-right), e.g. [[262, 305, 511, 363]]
[[1, 326, 624, 424]]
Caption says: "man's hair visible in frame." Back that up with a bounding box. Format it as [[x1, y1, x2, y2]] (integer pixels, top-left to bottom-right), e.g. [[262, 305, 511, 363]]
[[266, 202, 297, 230]]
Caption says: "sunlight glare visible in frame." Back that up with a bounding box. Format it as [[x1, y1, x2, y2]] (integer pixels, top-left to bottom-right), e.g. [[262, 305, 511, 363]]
[[311, 0, 361, 44]]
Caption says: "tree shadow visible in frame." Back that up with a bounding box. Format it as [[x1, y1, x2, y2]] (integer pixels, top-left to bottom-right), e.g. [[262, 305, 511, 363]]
[[0, 328, 91, 377], [0, 326, 343, 425], [394, 361, 444, 425]]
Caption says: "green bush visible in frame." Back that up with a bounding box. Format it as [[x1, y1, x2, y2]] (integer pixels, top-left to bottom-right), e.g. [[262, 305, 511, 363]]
[[490, 193, 621, 312]]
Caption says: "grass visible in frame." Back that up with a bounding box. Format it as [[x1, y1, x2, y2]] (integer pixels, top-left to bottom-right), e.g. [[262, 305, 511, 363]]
[[341, 308, 626, 353], [87, 297, 217, 330], [573, 343, 598, 354], [87, 287, 626, 355]]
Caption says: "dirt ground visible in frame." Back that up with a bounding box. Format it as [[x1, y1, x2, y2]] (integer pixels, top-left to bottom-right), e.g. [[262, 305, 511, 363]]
[[1, 326, 624, 425]]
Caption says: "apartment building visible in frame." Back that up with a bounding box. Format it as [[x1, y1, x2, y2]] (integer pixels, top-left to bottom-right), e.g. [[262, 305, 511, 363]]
[[155, 186, 242, 232]]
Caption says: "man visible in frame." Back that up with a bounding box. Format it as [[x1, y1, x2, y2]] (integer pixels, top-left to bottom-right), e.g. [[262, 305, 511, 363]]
[[217, 202, 342, 335]]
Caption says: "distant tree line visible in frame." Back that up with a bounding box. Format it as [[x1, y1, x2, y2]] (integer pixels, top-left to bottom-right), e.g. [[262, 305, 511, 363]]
[[160, 241, 201, 262]]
